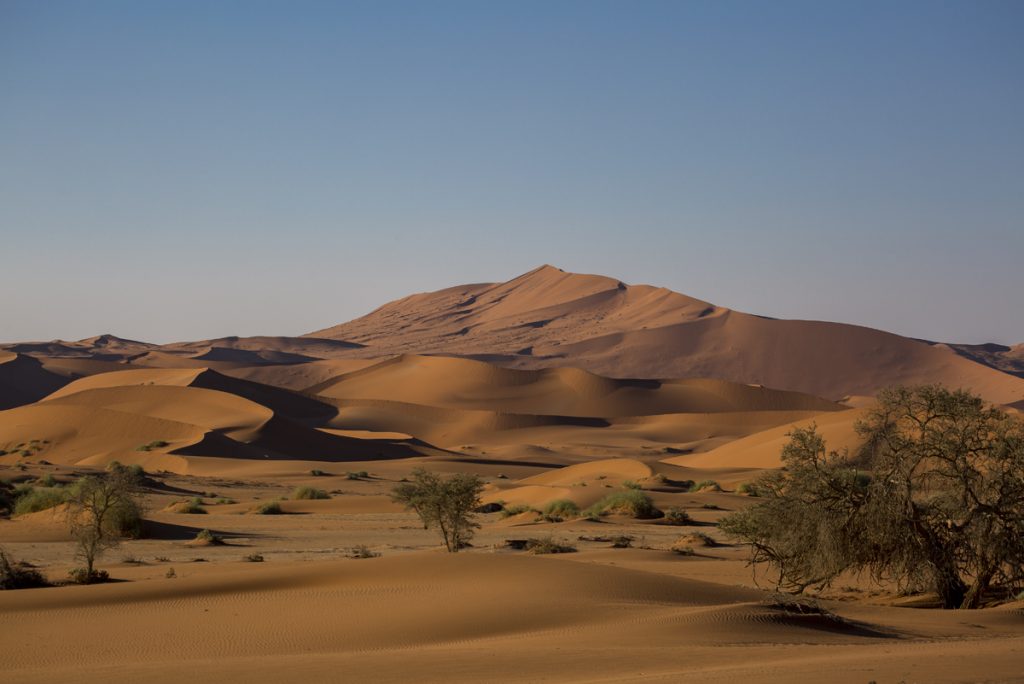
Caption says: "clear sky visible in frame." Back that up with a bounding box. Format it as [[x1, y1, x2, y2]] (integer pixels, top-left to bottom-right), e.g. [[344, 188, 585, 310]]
[[2, 1, 1021, 345]]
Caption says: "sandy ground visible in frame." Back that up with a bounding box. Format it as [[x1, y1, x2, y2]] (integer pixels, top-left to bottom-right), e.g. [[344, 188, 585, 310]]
[[2, 461, 1023, 684]]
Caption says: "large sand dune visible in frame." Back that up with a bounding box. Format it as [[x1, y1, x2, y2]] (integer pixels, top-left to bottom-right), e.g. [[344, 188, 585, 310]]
[[308, 265, 1024, 403]]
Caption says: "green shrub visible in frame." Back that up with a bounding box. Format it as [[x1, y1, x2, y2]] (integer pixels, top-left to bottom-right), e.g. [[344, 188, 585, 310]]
[[256, 501, 283, 515], [310, 469, 330, 477], [194, 529, 223, 544], [499, 504, 535, 518], [346, 471, 369, 480], [110, 498, 145, 538], [13, 487, 66, 516], [736, 482, 760, 496], [693, 480, 721, 492], [136, 440, 169, 452], [291, 486, 329, 500], [36, 473, 58, 488], [215, 497, 236, 505], [542, 499, 580, 520], [663, 507, 691, 525], [176, 497, 207, 514], [588, 490, 662, 519], [623, 480, 642, 490]]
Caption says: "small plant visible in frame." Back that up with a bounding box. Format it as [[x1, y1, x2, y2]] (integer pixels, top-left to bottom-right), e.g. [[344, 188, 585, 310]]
[[672, 546, 696, 556], [36, 473, 58, 488], [701, 503, 723, 510], [345, 471, 369, 480], [623, 480, 642, 490], [310, 469, 330, 477], [136, 440, 169, 452], [524, 537, 577, 554], [541, 499, 580, 521], [13, 487, 66, 516], [215, 497, 236, 505], [244, 553, 264, 562], [692, 480, 721, 492], [587, 490, 662, 519], [68, 567, 110, 584], [499, 503, 535, 519], [610, 535, 634, 548], [662, 507, 691, 525], [165, 567, 176, 579], [154, 556, 171, 562], [291, 486, 329, 500], [255, 501, 283, 515], [348, 545, 380, 559], [736, 482, 760, 496], [176, 497, 207, 514], [194, 529, 223, 544]]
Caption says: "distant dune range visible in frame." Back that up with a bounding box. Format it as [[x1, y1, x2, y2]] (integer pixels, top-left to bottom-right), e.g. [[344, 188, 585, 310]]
[[2, 265, 1022, 475]]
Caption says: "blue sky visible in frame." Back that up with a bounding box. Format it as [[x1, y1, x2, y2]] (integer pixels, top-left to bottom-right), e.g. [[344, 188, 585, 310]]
[[2, 1, 1021, 344]]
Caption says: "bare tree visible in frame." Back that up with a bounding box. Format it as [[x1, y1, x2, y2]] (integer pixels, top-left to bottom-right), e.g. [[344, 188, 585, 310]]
[[66, 466, 144, 582], [722, 385, 1024, 609], [392, 469, 483, 552]]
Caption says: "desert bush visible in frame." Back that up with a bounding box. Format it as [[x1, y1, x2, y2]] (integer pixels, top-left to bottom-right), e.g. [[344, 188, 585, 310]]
[[693, 480, 721, 492], [310, 469, 330, 477], [348, 545, 380, 559], [542, 499, 580, 520], [721, 385, 1024, 609], [674, 532, 716, 548], [662, 507, 691, 525], [588, 490, 662, 519], [136, 440, 169, 452], [36, 473, 57, 488], [346, 471, 369, 480], [500, 503, 535, 518], [244, 553, 264, 562], [165, 567, 176, 579], [215, 497, 236, 505], [176, 497, 207, 514], [735, 482, 760, 496], [194, 529, 223, 544], [525, 537, 577, 554], [68, 567, 109, 584], [0, 548, 49, 589], [66, 467, 145, 579], [391, 469, 483, 553], [291, 486, 329, 500], [255, 501, 283, 515], [623, 480, 642, 490], [13, 487, 66, 516]]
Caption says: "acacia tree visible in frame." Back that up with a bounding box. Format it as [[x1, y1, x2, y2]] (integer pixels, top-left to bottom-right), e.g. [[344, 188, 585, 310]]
[[66, 466, 144, 582], [391, 469, 484, 552], [721, 385, 1024, 609]]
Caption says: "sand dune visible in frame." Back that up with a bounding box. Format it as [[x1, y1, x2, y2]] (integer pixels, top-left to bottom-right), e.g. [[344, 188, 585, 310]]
[[0, 352, 71, 410], [2, 552, 1022, 683], [309, 353, 841, 417], [305, 265, 1024, 404], [663, 408, 868, 469]]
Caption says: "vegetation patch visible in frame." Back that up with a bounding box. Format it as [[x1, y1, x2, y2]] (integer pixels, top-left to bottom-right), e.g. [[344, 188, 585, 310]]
[[586, 490, 662, 519], [291, 486, 330, 500]]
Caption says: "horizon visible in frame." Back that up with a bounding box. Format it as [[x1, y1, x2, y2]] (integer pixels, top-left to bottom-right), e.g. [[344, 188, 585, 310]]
[[2, 1, 1022, 344]]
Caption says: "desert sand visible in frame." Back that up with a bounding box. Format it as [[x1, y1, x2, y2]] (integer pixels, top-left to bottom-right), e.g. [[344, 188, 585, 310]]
[[2, 266, 1023, 683]]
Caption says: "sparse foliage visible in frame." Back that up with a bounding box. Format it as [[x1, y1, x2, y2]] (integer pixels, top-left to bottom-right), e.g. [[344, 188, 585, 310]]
[[721, 385, 1024, 609], [65, 467, 145, 582], [391, 469, 484, 552]]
